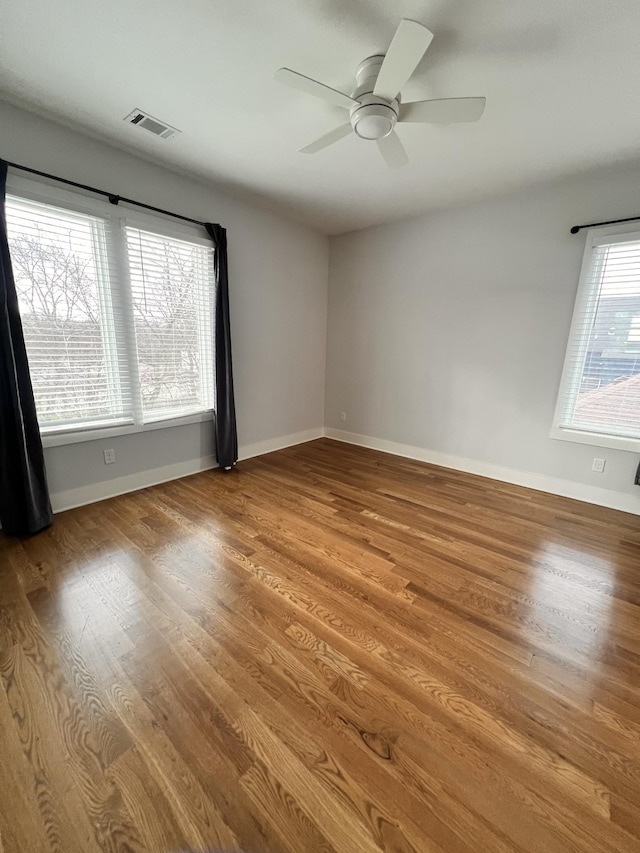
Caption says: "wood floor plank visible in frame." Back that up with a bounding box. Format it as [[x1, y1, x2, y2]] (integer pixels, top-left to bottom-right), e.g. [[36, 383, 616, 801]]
[[0, 672, 60, 852], [1, 437, 639, 852]]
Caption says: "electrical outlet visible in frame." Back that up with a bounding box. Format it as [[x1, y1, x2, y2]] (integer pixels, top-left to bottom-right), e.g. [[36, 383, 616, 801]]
[[592, 457, 605, 473], [340, 411, 347, 422], [103, 448, 116, 465]]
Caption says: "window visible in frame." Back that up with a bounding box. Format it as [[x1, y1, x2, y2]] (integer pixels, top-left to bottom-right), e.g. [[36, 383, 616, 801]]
[[553, 228, 640, 451], [126, 227, 215, 421], [6, 188, 215, 444]]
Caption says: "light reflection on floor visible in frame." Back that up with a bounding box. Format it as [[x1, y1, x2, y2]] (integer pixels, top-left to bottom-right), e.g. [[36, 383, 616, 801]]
[[527, 540, 615, 700]]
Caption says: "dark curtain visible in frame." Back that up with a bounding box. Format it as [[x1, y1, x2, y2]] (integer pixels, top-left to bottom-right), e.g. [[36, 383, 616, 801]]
[[0, 159, 53, 535], [204, 223, 238, 470]]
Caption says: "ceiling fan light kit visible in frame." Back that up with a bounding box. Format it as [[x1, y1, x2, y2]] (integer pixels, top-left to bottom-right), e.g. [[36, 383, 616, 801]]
[[351, 100, 398, 141], [350, 57, 398, 141], [275, 18, 486, 169]]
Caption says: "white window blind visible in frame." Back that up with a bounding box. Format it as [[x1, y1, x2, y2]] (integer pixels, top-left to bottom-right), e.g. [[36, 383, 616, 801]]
[[554, 229, 640, 447], [6, 191, 215, 438], [6, 196, 130, 429], [125, 227, 215, 421]]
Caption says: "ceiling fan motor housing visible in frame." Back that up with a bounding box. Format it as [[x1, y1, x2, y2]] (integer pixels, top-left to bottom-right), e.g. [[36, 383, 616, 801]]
[[350, 55, 399, 140]]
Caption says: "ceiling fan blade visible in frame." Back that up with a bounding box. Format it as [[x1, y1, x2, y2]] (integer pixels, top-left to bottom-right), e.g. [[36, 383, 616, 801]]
[[377, 132, 409, 170], [373, 20, 434, 101], [399, 97, 486, 124], [275, 68, 358, 109], [299, 123, 353, 154]]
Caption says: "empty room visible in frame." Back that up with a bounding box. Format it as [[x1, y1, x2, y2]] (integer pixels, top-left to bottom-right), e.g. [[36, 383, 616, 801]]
[[1, 1, 639, 851]]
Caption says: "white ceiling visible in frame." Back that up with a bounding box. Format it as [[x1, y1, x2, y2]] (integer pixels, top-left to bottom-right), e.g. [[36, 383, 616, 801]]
[[1, 0, 639, 234]]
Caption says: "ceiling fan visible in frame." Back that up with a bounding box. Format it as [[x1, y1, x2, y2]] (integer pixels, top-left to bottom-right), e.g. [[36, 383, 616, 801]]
[[275, 19, 486, 169]]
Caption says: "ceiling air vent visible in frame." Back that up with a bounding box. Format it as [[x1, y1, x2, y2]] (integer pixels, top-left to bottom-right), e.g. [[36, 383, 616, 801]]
[[124, 109, 180, 140]]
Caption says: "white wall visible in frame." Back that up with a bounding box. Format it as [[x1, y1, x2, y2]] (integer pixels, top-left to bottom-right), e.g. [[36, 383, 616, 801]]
[[0, 100, 329, 510], [325, 162, 640, 513], [3, 98, 640, 516]]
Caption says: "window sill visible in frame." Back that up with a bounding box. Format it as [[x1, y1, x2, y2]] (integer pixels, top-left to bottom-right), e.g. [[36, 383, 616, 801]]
[[41, 411, 214, 448], [550, 425, 640, 454]]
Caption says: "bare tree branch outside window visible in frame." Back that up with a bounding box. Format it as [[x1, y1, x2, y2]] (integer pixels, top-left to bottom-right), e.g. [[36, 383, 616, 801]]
[[127, 230, 204, 413], [8, 223, 109, 423]]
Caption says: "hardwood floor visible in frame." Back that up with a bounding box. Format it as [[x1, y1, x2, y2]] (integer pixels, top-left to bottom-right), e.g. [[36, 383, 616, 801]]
[[1, 438, 639, 853]]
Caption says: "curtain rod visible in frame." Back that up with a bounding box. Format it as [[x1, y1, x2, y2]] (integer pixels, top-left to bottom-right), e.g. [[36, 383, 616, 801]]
[[570, 214, 640, 234], [5, 161, 212, 228]]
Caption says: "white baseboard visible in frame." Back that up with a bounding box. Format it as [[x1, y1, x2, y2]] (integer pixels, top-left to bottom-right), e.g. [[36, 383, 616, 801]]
[[239, 428, 324, 461], [51, 455, 218, 513], [49, 424, 638, 517], [51, 427, 325, 514], [324, 428, 640, 516]]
